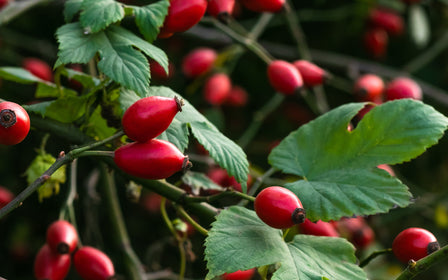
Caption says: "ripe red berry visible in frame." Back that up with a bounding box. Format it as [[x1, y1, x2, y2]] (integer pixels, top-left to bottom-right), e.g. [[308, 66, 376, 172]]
[[73, 246, 115, 280], [293, 60, 327, 87], [0, 0, 9, 9], [267, 60, 303, 95], [334, 217, 375, 249], [353, 74, 384, 103], [203, 73, 232, 105], [225, 86, 248, 107], [114, 139, 190, 180], [159, 0, 208, 36], [208, 0, 235, 21], [150, 59, 175, 81], [392, 227, 440, 263], [254, 186, 305, 229], [207, 167, 251, 193], [182, 48, 217, 78], [241, 0, 285, 13], [46, 220, 78, 255], [0, 101, 30, 145], [363, 28, 388, 58], [34, 244, 71, 280], [299, 219, 340, 237], [385, 77, 422, 101], [122, 96, 184, 142], [0, 186, 14, 209], [22, 58, 53, 82], [221, 268, 256, 280], [368, 8, 404, 36]]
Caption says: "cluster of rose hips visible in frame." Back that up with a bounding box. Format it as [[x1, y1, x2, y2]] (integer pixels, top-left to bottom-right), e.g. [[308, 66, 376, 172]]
[[34, 220, 115, 280], [114, 95, 191, 180], [267, 59, 327, 95]]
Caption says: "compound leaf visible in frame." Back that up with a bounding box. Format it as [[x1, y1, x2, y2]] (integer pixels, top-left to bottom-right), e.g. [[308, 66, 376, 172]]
[[268, 100, 448, 221], [80, 0, 124, 33], [64, 0, 83, 22], [134, 0, 170, 42]]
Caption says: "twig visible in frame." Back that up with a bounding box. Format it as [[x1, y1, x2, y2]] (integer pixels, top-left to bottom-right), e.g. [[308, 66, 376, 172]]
[[359, 248, 392, 267]]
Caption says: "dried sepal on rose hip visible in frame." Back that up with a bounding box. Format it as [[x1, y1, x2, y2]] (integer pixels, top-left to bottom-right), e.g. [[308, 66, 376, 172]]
[[114, 139, 191, 180], [46, 220, 79, 255], [73, 246, 116, 280], [392, 227, 440, 263], [121, 96, 184, 143], [34, 244, 71, 280], [0, 101, 31, 145], [254, 186, 305, 229]]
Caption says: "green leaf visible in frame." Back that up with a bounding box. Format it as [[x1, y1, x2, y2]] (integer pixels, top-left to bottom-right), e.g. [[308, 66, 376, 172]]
[[35, 83, 78, 98], [409, 5, 430, 48], [268, 100, 448, 221], [98, 45, 150, 96], [133, 0, 170, 42], [55, 22, 101, 67], [182, 171, 225, 195], [0, 67, 42, 83], [64, 0, 83, 22], [118, 86, 249, 187], [204, 206, 366, 280], [81, 106, 117, 140], [80, 0, 124, 33], [59, 67, 102, 89]]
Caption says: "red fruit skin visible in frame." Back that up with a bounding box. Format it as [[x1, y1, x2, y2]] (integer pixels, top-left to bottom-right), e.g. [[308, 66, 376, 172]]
[[150, 60, 175, 81], [299, 219, 340, 237], [74, 246, 115, 280], [225, 86, 248, 107], [221, 268, 256, 280], [353, 74, 384, 103], [0, 186, 14, 209], [182, 48, 217, 78], [46, 220, 78, 255], [22, 58, 53, 82], [34, 244, 71, 280], [0, 0, 9, 9], [208, 0, 235, 18], [267, 60, 303, 95], [254, 186, 305, 229], [334, 217, 375, 249], [392, 227, 439, 263], [114, 139, 188, 180], [0, 101, 31, 145], [241, 0, 285, 13], [203, 73, 232, 105], [364, 28, 388, 58], [122, 96, 183, 142], [385, 77, 422, 101], [293, 60, 326, 87], [369, 8, 404, 36], [160, 0, 208, 34], [207, 167, 252, 193]]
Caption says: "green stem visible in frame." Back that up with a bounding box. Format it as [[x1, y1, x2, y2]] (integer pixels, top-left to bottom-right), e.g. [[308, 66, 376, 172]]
[[176, 206, 208, 236], [395, 244, 448, 280], [359, 248, 392, 268], [183, 190, 255, 204], [59, 160, 81, 242], [101, 165, 147, 280], [238, 93, 285, 148], [402, 29, 448, 73], [249, 13, 274, 39]]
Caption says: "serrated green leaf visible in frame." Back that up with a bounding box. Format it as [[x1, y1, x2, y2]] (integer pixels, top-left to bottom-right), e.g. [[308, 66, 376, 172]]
[[98, 45, 150, 95], [182, 171, 225, 195], [35, 83, 78, 98], [80, 0, 124, 33], [64, 0, 83, 22], [59, 67, 102, 89], [409, 5, 430, 48], [204, 206, 366, 280], [134, 0, 170, 42], [158, 119, 190, 151], [268, 100, 448, 221], [55, 22, 101, 67]]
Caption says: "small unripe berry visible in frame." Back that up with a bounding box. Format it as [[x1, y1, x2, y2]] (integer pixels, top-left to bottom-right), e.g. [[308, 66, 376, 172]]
[[255, 186, 305, 229], [203, 73, 232, 105], [392, 227, 440, 263], [385, 77, 422, 101], [267, 60, 303, 95]]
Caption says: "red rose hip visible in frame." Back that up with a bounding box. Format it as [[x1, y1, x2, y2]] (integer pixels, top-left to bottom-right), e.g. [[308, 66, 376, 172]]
[[23, 58, 53, 82], [73, 246, 115, 280], [392, 227, 439, 263], [208, 0, 235, 20], [114, 139, 190, 180], [385, 77, 422, 101], [221, 268, 256, 280], [353, 74, 384, 103], [203, 73, 232, 105], [0, 101, 30, 145], [0, 186, 14, 209], [267, 60, 303, 95], [160, 0, 208, 35], [241, 0, 285, 13], [122, 96, 184, 142], [34, 244, 71, 280], [369, 8, 404, 36], [46, 220, 78, 255], [254, 186, 305, 229], [293, 60, 327, 87], [299, 219, 339, 237], [182, 48, 217, 78]]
